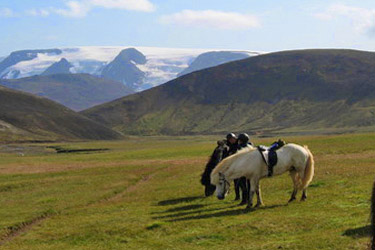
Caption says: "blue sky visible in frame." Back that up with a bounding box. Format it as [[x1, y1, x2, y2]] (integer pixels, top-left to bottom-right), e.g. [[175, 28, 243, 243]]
[[1, 0, 375, 55]]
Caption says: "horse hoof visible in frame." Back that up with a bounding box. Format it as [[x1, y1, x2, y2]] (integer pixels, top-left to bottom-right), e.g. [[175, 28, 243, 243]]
[[255, 203, 264, 208], [300, 198, 306, 202], [288, 198, 296, 203], [246, 205, 253, 210], [238, 200, 247, 206]]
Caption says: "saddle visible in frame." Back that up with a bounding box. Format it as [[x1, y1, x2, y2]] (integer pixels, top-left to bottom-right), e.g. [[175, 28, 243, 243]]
[[257, 139, 286, 177]]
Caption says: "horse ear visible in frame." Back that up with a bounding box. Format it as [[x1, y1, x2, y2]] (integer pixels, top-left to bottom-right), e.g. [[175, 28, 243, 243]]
[[217, 140, 224, 146]]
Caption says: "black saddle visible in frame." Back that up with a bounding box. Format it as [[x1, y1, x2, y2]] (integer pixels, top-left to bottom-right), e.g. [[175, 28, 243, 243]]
[[257, 145, 279, 177]]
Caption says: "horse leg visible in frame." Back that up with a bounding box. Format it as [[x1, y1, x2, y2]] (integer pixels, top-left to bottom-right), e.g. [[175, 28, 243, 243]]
[[297, 168, 308, 201], [247, 179, 252, 205], [246, 178, 257, 209], [288, 169, 298, 203], [239, 177, 248, 205], [255, 182, 264, 207], [301, 189, 307, 201], [234, 179, 240, 201]]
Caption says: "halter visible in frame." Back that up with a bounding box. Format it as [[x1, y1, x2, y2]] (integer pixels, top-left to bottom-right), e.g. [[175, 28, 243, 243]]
[[219, 173, 230, 192]]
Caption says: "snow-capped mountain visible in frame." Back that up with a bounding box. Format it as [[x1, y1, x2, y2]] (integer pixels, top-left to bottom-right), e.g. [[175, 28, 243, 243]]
[[0, 46, 259, 91], [177, 51, 254, 77], [42, 58, 73, 76], [101, 48, 147, 89]]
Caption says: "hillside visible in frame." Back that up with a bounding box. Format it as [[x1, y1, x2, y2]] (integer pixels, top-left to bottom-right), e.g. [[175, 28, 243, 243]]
[[0, 74, 134, 111], [83, 49, 375, 135], [0, 85, 121, 141]]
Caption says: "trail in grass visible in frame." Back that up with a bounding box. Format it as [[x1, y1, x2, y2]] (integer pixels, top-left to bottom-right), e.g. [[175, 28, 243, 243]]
[[0, 163, 167, 247], [0, 211, 54, 246]]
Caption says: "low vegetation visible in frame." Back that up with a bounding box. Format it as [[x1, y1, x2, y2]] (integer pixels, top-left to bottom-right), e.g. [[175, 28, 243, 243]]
[[0, 85, 121, 141], [0, 74, 134, 111], [0, 133, 374, 249], [83, 49, 375, 136]]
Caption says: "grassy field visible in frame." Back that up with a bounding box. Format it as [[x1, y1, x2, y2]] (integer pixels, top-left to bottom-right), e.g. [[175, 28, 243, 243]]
[[0, 134, 374, 249]]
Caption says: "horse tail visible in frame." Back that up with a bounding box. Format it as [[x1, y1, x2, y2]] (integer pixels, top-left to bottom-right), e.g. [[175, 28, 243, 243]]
[[300, 146, 314, 190], [371, 180, 375, 249]]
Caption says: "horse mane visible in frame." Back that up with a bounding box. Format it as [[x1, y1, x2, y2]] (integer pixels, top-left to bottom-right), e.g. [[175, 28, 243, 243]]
[[201, 148, 219, 185], [200, 143, 227, 185], [211, 147, 257, 185]]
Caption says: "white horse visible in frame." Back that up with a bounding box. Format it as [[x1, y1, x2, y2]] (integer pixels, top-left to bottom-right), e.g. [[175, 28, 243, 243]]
[[210, 143, 314, 208]]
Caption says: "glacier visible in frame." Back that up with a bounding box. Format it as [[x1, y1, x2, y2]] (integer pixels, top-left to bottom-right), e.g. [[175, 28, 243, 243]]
[[1, 46, 259, 91]]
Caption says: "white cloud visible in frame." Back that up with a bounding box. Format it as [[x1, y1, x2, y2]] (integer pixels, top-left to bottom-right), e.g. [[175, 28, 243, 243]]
[[160, 10, 260, 30], [26, 9, 51, 17], [53, 1, 90, 18], [27, 0, 155, 18], [0, 7, 16, 18], [314, 4, 375, 36], [89, 0, 155, 12]]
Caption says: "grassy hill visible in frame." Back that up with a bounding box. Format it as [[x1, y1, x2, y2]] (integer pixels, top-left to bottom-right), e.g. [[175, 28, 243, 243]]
[[83, 49, 375, 135], [0, 74, 134, 111], [0, 134, 373, 249], [0, 85, 121, 141]]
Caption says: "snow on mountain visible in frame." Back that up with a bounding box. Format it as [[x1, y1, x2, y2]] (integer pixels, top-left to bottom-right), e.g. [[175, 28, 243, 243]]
[[0, 46, 259, 91]]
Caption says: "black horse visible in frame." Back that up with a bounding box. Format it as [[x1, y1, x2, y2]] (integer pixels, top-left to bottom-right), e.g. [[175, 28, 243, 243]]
[[201, 140, 228, 197], [200, 140, 249, 205]]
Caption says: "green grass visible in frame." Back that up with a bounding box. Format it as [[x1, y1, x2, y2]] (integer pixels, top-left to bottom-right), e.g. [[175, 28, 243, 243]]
[[0, 134, 374, 249]]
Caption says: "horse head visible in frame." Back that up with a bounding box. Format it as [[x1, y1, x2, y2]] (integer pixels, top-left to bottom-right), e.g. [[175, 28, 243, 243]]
[[216, 172, 230, 200], [201, 140, 228, 197]]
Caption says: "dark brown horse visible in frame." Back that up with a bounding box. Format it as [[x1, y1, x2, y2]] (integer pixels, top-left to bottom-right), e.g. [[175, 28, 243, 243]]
[[200, 140, 250, 205], [200, 140, 228, 197]]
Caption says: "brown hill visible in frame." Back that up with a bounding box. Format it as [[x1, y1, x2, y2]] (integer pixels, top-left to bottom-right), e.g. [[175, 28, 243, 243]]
[[0, 74, 134, 111], [82, 49, 375, 135], [0, 85, 121, 141]]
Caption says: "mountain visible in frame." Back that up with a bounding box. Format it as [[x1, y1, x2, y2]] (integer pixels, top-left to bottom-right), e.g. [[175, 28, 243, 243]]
[[0, 74, 134, 111], [82, 49, 375, 136], [0, 49, 62, 78], [0, 85, 121, 141], [101, 48, 146, 89], [42, 58, 73, 75], [177, 51, 254, 77], [0, 47, 259, 91]]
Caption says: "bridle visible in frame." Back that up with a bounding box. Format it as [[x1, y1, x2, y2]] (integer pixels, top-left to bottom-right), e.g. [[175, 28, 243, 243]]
[[219, 173, 230, 194]]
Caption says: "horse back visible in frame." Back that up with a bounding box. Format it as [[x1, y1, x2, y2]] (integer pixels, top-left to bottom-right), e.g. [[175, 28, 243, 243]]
[[277, 143, 310, 167]]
